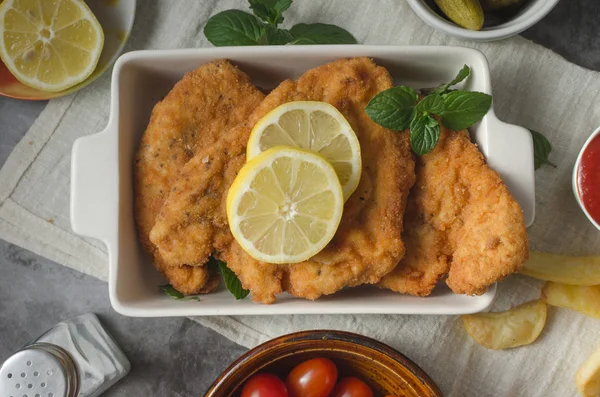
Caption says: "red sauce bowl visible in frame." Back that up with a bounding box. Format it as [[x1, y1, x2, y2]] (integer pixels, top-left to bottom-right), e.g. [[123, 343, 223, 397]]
[[573, 126, 600, 231]]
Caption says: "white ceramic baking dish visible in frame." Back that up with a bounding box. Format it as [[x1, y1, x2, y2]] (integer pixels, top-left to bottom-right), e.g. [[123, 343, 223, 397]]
[[70, 46, 535, 317]]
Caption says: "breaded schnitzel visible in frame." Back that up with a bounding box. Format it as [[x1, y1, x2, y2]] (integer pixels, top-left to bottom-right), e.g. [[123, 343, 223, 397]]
[[150, 58, 416, 303], [134, 60, 265, 294], [378, 127, 528, 296]]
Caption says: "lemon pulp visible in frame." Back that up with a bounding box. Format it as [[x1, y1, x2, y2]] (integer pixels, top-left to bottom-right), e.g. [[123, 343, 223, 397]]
[[247, 101, 362, 201], [227, 146, 344, 264], [0, 0, 104, 92]]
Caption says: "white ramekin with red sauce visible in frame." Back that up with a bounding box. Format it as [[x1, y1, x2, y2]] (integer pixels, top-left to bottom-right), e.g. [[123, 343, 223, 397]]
[[573, 126, 600, 231]]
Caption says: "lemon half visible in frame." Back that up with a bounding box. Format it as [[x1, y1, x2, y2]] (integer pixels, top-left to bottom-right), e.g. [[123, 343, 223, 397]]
[[247, 101, 362, 201], [0, 0, 104, 92], [227, 146, 344, 264]]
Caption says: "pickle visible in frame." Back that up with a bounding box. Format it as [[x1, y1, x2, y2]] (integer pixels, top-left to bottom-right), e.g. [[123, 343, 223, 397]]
[[480, 0, 523, 11], [434, 0, 485, 31]]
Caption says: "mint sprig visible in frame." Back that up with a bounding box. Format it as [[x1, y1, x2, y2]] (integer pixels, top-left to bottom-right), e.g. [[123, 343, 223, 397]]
[[410, 114, 440, 155], [249, 0, 292, 27], [203, 10, 266, 46], [364, 86, 418, 131], [414, 93, 445, 115], [530, 129, 557, 170], [431, 64, 470, 95], [265, 25, 294, 45], [160, 256, 249, 301], [366, 65, 492, 155], [440, 91, 492, 131], [288, 23, 357, 45], [214, 258, 250, 300], [204, 0, 356, 47], [160, 285, 201, 301]]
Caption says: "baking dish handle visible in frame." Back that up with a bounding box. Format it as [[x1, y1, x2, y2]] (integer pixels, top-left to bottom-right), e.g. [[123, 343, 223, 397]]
[[485, 117, 536, 227], [70, 125, 118, 244]]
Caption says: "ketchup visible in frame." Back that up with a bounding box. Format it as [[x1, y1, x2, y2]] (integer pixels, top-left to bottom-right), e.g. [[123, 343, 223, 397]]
[[578, 134, 600, 224]]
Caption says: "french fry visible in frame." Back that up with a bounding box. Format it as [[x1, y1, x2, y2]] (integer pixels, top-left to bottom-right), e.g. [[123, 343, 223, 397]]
[[541, 282, 600, 319], [520, 252, 600, 286], [576, 345, 600, 397], [462, 300, 547, 350]]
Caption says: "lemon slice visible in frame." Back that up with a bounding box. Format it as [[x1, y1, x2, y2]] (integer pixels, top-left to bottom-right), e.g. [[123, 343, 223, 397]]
[[227, 146, 344, 264], [247, 101, 362, 201], [0, 0, 104, 92]]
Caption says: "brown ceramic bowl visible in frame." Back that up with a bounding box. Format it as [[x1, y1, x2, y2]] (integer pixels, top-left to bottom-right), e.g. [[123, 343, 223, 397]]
[[205, 330, 442, 397]]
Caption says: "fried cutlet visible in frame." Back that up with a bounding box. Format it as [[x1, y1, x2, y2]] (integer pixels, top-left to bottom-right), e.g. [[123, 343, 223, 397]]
[[134, 60, 265, 294], [378, 127, 528, 296], [150, 57, 416, 303]]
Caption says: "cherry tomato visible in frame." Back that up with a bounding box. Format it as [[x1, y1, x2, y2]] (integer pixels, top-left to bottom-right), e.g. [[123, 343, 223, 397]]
[[241, 373, 289, 397], [285, 357, 338, 397], [331, 377, 374, 397]]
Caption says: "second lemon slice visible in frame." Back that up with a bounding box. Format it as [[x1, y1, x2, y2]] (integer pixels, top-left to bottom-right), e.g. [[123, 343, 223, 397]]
[[227, 146, 343, 264], [247, 101, 362, 201]]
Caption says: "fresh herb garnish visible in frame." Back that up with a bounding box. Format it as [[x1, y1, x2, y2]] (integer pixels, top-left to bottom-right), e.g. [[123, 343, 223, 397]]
[[366, 65, 492, 155], [530, 129, 557, 170], [213, 257, 250, 300], [431, 64, 470, 95], [440, 91, 492, 131], [160, 256, 249, 301], [160, 284, 201, 301], [364, 86, 418, 131], [410, 113, 441, 155], [249, 0, 292, 27], [414, 93, 445, 115], [288, 23, 357, 45], [204, 0, 356, 47], [265, 25, 294, 45], [203, 10, 267, 46]]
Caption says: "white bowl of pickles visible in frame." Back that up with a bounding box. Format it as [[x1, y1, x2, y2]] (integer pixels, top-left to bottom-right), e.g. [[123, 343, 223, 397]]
[[407, 0, 560, 42]]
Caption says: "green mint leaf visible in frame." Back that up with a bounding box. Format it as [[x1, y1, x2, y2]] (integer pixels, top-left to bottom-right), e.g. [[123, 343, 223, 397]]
[[432, 65, 471, 95], [204, 10, 266, 46], [249, 0, 292, 26], [365, 86, 418, 131], [440, 90, 492, 130], [414, 93, 445, 116], [249, 2, 275, 24], [161, 284, 185, 299], [215, 259, 250, 300], [266, 26, 293, 45], [160, 285, 201, 301], [448, 65, 471, 86], [272, 0, 293, 14], [289, 23, 357, 44], [530, 130, 557, 170], [410, 114, 440, 155]]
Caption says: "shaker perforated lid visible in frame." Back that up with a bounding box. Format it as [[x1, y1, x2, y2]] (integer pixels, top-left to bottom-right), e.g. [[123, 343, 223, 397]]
[[0, 343, 79, 397]]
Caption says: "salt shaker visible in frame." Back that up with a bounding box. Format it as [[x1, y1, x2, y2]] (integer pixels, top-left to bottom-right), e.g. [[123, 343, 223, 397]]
[[0, 313, 130, 397]]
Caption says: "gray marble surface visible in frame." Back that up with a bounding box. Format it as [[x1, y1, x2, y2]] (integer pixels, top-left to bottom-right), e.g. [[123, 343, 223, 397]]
[[0, 0, 599, 395], [0, 239, 247, 396]]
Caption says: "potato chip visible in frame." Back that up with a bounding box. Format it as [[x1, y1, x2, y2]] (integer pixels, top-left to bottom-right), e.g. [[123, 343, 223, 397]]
[[576, 345, 600, 397], [541, 282, 600, 319], [462, 300, 547, 350], [520, 252, 600, 286]]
